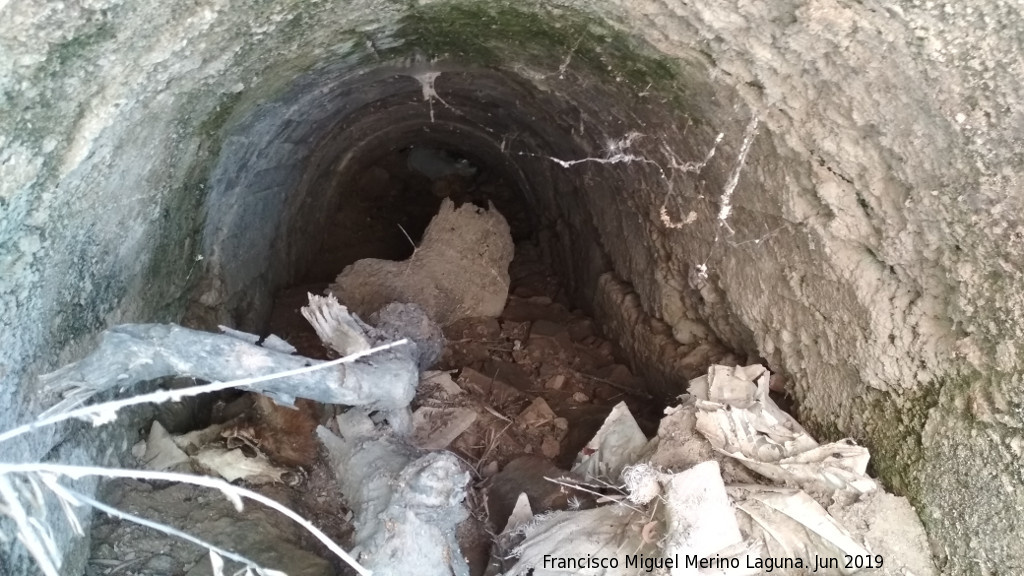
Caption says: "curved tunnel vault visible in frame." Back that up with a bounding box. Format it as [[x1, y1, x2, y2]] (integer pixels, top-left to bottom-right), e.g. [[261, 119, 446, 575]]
[[2, 1, 1023, 574], [187, 46, 758, 396]]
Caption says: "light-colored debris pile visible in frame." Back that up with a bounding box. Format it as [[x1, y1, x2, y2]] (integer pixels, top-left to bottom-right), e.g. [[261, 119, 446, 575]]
[[56, 197, 935, 576], [488, 364, 937, 576], [330, 197, 515, 326], [114, 291, 474, 576]]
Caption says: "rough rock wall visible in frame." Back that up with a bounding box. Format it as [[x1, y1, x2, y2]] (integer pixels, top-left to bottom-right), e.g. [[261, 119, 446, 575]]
[[0, 0, 402, 571], [1, 0, 1021, 574], [597, 3, 1024, 573]]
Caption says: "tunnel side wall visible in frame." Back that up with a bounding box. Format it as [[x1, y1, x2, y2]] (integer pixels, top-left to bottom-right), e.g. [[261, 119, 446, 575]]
[[0, 0, 397, 571], [610, 3, 1024, 573], [1, 1, 1022, 574]]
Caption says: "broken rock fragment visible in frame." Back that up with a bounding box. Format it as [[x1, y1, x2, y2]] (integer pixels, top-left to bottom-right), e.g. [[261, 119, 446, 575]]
[[330, 198, 514, 326], [411, 406, 478, 450]]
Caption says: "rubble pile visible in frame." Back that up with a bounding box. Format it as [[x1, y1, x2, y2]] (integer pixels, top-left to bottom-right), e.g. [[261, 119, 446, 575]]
[[491, 365, 937, 576], [330, 198, 515, 326], [66, 200, 938, 576]]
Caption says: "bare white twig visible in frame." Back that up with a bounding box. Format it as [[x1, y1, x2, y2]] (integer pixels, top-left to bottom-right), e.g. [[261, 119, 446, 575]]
[[542, 476, 644, 514], [396, 224, 418, 252], [185, 254, 205, 282], [36, 473, 83, 536], [0, 324, 413, 576]]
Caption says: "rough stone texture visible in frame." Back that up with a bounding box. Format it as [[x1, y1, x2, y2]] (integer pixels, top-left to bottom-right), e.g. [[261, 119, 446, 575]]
[[92, 480, 331, 576], [330, 199, 514, 326], [829, 491, 937, 576], [593, 272, 737, 394], [1, 0, 1021, 574]]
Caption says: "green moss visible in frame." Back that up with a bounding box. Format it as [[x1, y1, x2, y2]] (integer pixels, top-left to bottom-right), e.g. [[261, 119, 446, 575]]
[[135, 91, 246, 322], [49, 20, 117, 71], [855, 368, 975, 500], [139, 175, 207, 322], [388, 1, 686, 104], [199, 91, 244, 143], [794, 367, 980, 509]]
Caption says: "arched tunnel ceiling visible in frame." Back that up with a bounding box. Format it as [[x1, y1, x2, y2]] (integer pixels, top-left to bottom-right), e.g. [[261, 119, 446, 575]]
[[1, 1, 1023, 574]]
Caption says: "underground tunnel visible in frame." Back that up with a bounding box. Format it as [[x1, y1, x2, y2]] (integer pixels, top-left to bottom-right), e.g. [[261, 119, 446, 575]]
[[1, 1, 1022, 575]]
